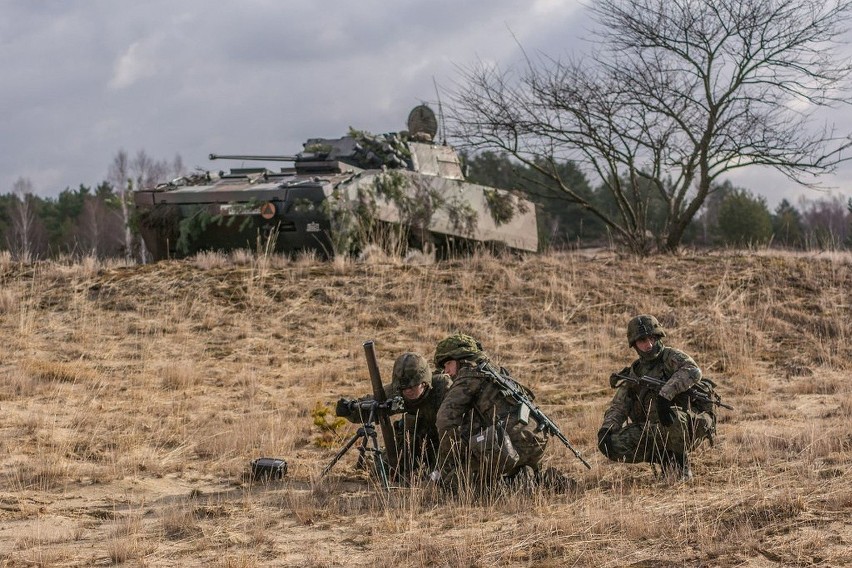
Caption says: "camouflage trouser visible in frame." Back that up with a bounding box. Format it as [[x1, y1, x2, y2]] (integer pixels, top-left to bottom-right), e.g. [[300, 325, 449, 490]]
[[440, 421, 548, 492], [599, 408, 713, 464], [505, 420, 548, 475], [469, 421, 547, 480]]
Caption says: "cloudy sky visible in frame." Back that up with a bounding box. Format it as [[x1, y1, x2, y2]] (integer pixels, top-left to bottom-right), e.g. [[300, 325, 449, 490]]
[[3, 0, 851, 209]]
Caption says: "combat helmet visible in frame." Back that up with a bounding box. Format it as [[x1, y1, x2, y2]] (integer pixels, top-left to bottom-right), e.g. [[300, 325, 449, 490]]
[[392, 352, 431, 392], [627, 315, 666, 347], [434, 333, 484, 367]]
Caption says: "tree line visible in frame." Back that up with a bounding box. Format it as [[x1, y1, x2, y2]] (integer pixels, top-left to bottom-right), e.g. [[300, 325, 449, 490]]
[[1, 150, 183, 262], [0, 179, 124, 261], [1, 146, 849, 262], [463, 151, 852, 251]]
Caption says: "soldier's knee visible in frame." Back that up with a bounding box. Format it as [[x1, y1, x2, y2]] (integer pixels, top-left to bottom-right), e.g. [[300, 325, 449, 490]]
[[597, 435, 617, 460], [597, 427, 616, 459]]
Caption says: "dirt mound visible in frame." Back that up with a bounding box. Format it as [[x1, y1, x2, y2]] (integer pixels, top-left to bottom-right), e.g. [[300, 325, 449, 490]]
[[0, 250, 849, 566]]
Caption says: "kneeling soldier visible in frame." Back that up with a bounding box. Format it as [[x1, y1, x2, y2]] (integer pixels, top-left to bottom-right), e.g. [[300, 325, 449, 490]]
[[433, 333, 549, 490], [598, 315, 715, 481], [336, 352, 452, 481]]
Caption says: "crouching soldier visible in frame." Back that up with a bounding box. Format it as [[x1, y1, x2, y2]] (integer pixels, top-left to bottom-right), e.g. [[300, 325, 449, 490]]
[[336, 352, 452, 482], [433, 333, 555, 492], [597, 315, 716, 481]]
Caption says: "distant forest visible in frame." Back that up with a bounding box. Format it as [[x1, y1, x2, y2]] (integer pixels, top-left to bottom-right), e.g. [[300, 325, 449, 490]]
[[1, 150, 850, 261], [462, 151, 852, 252]]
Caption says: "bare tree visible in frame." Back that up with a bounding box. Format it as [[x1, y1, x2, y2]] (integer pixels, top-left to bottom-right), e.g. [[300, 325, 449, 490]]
[[108, 150, 134, 261], [9, 177, 37, 261], [449, 0, 852, 253], [109, 149, 184, 262], [798, 193, 851, 247]]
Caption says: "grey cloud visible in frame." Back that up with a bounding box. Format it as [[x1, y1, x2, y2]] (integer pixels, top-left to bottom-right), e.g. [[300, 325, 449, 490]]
[[1, 0, 848, 209]]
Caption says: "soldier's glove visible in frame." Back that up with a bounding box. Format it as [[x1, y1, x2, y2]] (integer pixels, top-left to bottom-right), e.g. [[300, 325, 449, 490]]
[[609, 367, 631, 388], [656, 396, 674, 427], [335, 398, 352, 418]]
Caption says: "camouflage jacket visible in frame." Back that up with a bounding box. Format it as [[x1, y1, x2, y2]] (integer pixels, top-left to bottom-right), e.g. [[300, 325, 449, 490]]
[[436, 362, 529, 467], [602, 346, 702, 430], [398, 373, 452, 446]]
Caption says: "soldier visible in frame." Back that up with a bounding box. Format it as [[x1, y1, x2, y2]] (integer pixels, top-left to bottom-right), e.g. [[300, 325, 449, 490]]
[[597, 315, 715, 481], [432, 333, 550, 490], [336, 352, 452, 481]]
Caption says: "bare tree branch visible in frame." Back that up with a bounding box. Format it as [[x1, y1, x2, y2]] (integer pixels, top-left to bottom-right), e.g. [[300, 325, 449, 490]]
[[9, 177, 36, 262], [448, 0, 852, 253]]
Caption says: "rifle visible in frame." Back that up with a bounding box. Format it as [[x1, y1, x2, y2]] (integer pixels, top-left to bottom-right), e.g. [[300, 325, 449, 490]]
[[363, 340, 399, 471], [611, 373, 734, 410], [476, 361, 592, 470]]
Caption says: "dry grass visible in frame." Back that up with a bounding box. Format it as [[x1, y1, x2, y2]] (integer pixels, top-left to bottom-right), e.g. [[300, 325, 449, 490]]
[[0, 249, 849, 566]]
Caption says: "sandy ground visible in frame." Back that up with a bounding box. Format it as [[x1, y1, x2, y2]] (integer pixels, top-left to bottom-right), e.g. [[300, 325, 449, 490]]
[[0, 249, 849, 566]]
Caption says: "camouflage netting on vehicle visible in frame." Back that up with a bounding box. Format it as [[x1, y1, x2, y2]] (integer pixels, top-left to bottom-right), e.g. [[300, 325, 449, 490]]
[[346, 129, 412, 170], [324, 170, 479, 256], [154, 171, 216, 190]]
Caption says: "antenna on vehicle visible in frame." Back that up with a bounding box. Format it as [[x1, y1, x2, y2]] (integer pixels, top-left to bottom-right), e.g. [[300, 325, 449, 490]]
[[433, 76, 447, 145]]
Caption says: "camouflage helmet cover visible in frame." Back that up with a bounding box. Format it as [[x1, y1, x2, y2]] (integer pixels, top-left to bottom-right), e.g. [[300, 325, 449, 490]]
[[391, 352, 431, 391], [627, 314, 666, 347], [434, 333, 484, 367]]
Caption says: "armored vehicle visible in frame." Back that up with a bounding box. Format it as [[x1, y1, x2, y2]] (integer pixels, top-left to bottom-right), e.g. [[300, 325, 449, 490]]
[[133, 105, 538, 260]]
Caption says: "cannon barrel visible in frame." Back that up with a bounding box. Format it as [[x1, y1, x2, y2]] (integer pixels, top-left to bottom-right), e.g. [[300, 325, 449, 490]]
[[209, 153, 298, 162]]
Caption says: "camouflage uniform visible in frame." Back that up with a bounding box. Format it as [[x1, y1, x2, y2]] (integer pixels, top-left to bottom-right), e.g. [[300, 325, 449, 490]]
[[433, 334, 548, 486], [392, 373, 452, 478], [598, 315, 714, 479], [336, 353, 452, 480]]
